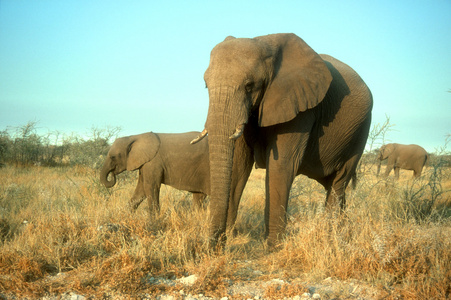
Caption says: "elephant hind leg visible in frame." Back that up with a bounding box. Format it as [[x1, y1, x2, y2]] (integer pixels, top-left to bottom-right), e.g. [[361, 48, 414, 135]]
[[323, 176, 346, 211], [325, 188, 346, 212], [413, 162, 426, 178], [413, 169, 422, 178], [192, 192, 207, 210], [324, 161, 359, 211]]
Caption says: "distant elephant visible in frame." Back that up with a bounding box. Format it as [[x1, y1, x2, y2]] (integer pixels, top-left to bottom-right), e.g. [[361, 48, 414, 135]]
[[376, 143, 428, 179], [191, 33, 373, 247], [100, 131, 253, 225]]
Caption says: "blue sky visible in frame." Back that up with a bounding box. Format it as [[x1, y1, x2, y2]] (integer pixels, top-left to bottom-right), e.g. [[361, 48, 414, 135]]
[[0, 1, 450, 152]]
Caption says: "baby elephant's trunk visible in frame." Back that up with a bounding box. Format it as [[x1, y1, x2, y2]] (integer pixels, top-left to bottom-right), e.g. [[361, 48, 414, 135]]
[[100, 162, 116, 188]]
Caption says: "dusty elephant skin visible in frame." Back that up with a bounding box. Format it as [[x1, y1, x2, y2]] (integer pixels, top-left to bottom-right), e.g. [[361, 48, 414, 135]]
[[193, 33, 373, 248], [376, 143, 428, 179], [100, 131, 253, 226]]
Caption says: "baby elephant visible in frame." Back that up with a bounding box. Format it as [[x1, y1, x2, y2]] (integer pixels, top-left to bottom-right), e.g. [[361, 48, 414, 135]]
[[376, 143, 428, 179], [100, 131, 253, 224]]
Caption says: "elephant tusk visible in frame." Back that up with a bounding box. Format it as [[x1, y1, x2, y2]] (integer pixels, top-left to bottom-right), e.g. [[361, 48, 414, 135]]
[[190, 128, 208, 144], [229, 124, 245, 140]]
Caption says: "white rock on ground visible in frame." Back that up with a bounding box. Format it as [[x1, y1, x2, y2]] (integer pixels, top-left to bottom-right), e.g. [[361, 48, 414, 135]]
[[177, 274, 199, 286]]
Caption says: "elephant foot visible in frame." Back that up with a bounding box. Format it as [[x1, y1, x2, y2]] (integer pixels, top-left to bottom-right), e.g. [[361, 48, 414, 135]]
[[226, 226, 238, 238], [128, 204, 138, 212], [265, 231, 284, 252], [128, 197, 146, 212], [209, 232, 227, 253], [265, 240, 283, 254]]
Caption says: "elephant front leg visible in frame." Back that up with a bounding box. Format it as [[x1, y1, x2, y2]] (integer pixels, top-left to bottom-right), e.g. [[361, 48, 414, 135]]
[[141, 164, 163, 218], [129, 169, 146, 211], [225, 185, 244, 236], [385, 164, 394, 177], [376, 161, 382, 176], [265, 164, 295, 248], [143, 184, 161, 219], [385, 157, 397, 177], [264, 123, 311, 248], [264, 136, 301, 247]]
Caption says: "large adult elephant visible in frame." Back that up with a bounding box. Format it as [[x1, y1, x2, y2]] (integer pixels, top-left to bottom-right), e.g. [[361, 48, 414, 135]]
[[192, 33, 373, 247], [101, 131, 253, 226], [376, 143, 428, 179]]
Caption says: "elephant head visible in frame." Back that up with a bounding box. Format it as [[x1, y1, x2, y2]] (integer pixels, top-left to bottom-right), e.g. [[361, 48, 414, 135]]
[[376, 143, 395, 175], [193, 34, 333, 245], [378, 144, 395, 161], [100, 133, 160, 188]]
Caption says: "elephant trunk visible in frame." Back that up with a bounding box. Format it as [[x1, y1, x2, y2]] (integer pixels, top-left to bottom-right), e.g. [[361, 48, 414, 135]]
[[206, 85, 245, 248], [208, 132, 235, 247], [376, 159, 381, 176], [376, 151, 385, 176], [100, 160, 116, 188]]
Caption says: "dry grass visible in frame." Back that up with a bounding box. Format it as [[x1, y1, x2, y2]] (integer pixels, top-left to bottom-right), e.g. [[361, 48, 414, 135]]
[[0, 164, 450, 299]]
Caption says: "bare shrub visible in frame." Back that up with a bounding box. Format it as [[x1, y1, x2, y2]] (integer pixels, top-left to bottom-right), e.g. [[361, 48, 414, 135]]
[[359, 115, 395, 175], [0, 122, 121, 168], [64, 126, 121, 168]]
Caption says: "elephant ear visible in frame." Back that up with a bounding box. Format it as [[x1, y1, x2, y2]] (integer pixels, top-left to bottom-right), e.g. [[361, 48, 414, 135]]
[[127, 132, 160, 171], [386, 144, 397, 155], [380, 144, 395, 158], [257, 33, 333, 127]]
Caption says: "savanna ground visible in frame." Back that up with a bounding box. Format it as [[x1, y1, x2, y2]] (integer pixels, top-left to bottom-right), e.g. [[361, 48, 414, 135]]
[[0, 122, 450, 299], [1, 160, 450, 299]]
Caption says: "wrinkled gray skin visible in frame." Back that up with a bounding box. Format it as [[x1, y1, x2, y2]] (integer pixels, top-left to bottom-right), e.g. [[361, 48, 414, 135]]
[[100, 131, 253, 226], [194, 33, 373, 248], [377, 143, 428, 179]]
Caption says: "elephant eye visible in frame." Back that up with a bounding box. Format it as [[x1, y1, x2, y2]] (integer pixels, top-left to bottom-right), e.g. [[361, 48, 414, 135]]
[[244, 81, 254, 93]]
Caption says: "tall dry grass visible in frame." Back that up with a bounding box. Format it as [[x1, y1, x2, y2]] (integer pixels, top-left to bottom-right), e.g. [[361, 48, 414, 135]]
[[0, 163, 450, 299]]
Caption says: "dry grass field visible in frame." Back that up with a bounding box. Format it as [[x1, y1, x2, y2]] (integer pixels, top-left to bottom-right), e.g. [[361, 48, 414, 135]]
[[0, 162, 450, 299]]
